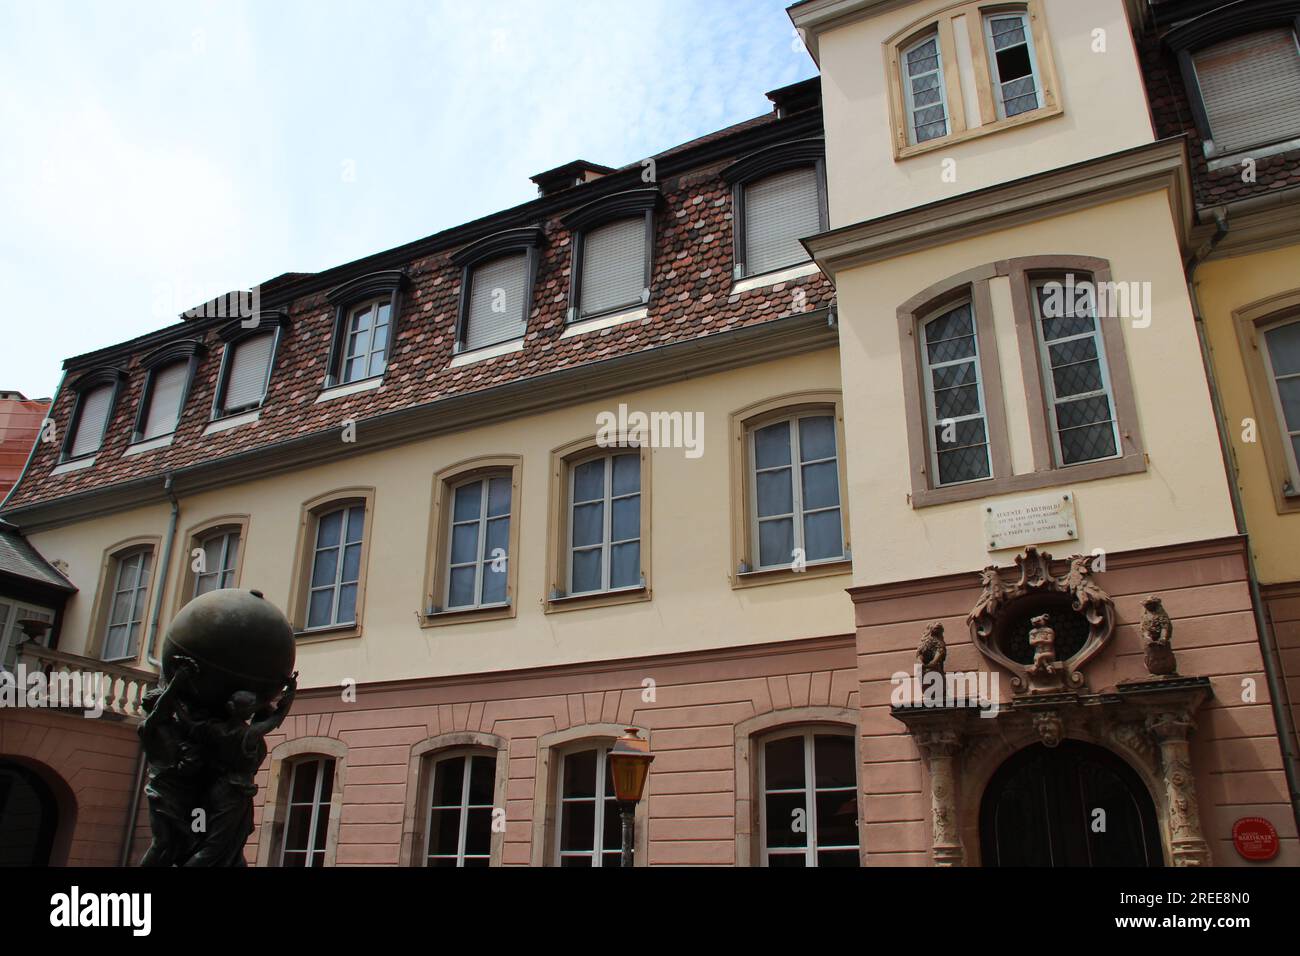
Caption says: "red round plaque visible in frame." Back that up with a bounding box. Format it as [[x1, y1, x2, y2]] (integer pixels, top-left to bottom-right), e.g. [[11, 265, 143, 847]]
[[1232, 816, 1279, 861]]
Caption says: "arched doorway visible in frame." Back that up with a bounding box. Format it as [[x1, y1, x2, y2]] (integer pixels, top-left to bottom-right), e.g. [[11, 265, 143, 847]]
[[0, 759, 59, 866], [979, 740, 1163, 867]]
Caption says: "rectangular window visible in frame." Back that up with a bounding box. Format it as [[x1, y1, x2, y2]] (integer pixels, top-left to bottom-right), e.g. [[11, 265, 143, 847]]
[[579, 218, 645, 318], [903, 32, 949, 144], [750, 414, 843, 569], [464, 254, 528, 351], [743, 167, 821, 278], [446, 476, 511, 610], [761, 731, 859, 867], [306, 505, 365, 629], [984, 12, 1041, 119], [1193, 29, 1300, 155], [557, 746, 625, 867], [220, 333, 275, 413], [104, 549, 152, 661], [195, 530, 241, 596], [340, 300, 391, 384], [69, 384, 113, 458], [140, 362, 188, 440], [425, 752, 496, 867], [1262, 318, 1300, 491], [280, 757, 334, 867], [922, 301, 992, 485], [1032, 278, 1121, 466], [569, 453, 641, 594]]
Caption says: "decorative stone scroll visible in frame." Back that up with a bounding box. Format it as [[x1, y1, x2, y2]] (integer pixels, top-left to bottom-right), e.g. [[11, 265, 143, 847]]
[[966, 546, 1115, 694]]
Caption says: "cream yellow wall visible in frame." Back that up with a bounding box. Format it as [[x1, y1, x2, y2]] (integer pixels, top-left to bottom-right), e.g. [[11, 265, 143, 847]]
[[817, 0, 1154, 227], [26, 349, 856, 688], [833, 189, 1238, 586], [1196, 242, 1300, 584]]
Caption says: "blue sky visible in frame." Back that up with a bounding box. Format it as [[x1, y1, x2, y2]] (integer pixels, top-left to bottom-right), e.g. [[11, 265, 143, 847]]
[[0, 0, 815, 399]]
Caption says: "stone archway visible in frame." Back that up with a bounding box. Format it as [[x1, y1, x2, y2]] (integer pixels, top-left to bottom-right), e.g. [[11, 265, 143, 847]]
[[0, 758, 61, 866]]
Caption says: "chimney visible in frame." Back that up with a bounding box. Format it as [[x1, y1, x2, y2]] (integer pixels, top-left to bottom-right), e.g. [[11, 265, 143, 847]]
[[529, 160, 615, 197]]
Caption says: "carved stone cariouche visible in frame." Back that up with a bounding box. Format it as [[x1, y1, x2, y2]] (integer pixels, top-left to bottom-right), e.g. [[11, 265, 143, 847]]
[[916, 622, 947, 676], [1140, 595, 1178, 677], [966, 547, 1115, 694]]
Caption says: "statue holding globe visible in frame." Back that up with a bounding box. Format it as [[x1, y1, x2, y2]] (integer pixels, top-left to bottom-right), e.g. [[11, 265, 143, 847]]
[[138, 588, 297, 867]]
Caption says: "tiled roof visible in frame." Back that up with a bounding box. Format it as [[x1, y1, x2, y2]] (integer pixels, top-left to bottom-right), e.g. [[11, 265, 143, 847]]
[[1137, 31, 1300, 210], [5, 108, 832, 511], [0, 522, 75, 590]]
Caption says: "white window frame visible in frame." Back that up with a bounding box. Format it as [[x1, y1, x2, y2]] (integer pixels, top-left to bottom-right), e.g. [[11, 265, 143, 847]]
[[444, 475, 511, 611], [758, 728, 859, 868], [983, 10, 1043, 121], [278, 757, 333, 867], [340, 298, 391, 385], [567, 452, 641, 595], [0, 601, 55, 672], [1260, 315, 1300, 492], [748, 413, 844, 571], [305, 504, 364, 630], [423, 749, 497, 867], [554, 744, 624, 867], [1031, 278, 1122, 468], [902, 31, 950, 145], [920, 300, 993, 487], [103, 549, 152, 662], [194, 529, 240, 597]]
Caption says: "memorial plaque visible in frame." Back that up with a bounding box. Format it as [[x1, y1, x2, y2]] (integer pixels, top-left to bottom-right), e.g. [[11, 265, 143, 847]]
[[984, 491, 1077, 551]]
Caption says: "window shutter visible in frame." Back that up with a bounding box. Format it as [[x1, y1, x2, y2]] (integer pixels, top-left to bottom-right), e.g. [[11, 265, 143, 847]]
[[142, 362, 187, 439], [744, 167, 820, 277], [70, 384, 113, 457], [465, 253, 528, 350], [580, 218, 645, 317], [223, 333, 274, 411], [1194, 29, 1300, 154]]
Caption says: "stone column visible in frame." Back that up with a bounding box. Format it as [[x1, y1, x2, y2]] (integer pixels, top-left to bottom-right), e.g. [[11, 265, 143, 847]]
[[916, 729, 964, 867], [1147, 711, 1212, 866]]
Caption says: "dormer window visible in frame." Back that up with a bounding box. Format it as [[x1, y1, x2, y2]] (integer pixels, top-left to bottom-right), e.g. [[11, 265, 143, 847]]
[[563, 188, 660, 323], [451, 227, 543, 356], [213, 312, 288, 418], [132, 339, 204, 446], [1190, 28, 1300, 157], [61, 368, 125, 462], [322, 271, 406, 390], [722, 139, 827, 282]]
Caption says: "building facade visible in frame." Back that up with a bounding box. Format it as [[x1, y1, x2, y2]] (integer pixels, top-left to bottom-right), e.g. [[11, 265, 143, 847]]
[[0, 0, 1296, 867]]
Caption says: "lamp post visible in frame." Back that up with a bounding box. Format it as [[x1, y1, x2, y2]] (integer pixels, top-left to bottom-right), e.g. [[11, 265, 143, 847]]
[[607, 727, 654, 868]]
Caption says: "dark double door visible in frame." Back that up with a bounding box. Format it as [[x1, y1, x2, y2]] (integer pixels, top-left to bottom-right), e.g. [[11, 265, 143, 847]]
[[979, 741, 1163, 867], [0, 760, 58, 866]]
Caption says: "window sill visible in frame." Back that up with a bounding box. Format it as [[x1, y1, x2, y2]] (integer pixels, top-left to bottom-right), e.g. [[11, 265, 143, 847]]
[[562, 305, 648, 339], [51, 456, 96, 476], [294, 623, 362, 643], [124, 433, 175, 456], [450, 338, 524, 367], [420, 602, 515, 628], [544, 584, 650, 614], [731, 260, 820, 295], [315, 376, 383, 404], [910, 452, 1146, 508], [204, 408, 261, 435], [731, 557, 852, 590], [894, 103, 1063, 161], [1206, 137, 1300, 171]]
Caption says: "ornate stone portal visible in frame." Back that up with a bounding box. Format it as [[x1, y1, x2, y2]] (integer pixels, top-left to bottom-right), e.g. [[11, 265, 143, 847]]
[[894, 547, 1213, 867]]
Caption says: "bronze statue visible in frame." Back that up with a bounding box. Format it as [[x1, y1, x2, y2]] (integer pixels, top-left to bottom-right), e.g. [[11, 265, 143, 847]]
[[916, 622, 947, 676], [137, 655, 202, 867], [1141, 595, 1178, 676]]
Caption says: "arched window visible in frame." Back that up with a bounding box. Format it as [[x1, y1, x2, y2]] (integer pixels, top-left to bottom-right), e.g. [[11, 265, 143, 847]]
[[920, 298, 992, 485], [554, 743, 626, 867], [421, 749, 498, 867], [278, 755, 336, 867], [759, 727, 859, 867], [321, 270, 406, 392], [289, 489, 375, 639], [92, 540, 159, 663]]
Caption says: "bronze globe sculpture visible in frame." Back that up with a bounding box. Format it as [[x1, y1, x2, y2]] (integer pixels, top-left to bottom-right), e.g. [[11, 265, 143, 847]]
[[140, 588, 297, 866]]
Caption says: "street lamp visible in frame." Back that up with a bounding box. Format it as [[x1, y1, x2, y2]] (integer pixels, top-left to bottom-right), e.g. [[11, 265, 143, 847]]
[[607, 727, 654, 868]]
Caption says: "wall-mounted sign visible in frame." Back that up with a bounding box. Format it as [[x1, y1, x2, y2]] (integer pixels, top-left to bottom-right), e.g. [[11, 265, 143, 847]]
[[1232, 816, 1279, 861], [984, 491, 1077, 552]]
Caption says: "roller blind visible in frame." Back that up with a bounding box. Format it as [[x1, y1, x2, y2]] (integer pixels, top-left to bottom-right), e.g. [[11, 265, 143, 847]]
[[465, 253, 528, 350], [223, 333, 274, 411], [580, 217, 645, 317], [743, 166, 820, 277], [69, 384, 113, 457], [142, 362, 187, 439], [1193, 29, 1300, 154]]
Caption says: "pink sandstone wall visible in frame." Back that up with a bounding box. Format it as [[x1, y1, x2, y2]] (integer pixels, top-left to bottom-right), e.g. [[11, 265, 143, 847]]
[[852, 535, 1299, 867]]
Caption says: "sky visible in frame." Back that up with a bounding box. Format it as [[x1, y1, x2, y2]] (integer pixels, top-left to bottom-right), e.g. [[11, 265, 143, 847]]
[[0, 0, 815, 400]]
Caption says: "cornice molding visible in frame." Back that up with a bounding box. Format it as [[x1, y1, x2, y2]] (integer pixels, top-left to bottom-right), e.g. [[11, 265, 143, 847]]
[[3, 311, 838, 531], [721, 137, 826, 184], [804, 138, 1195, 274], [1164, 0, 1300, 50], [217, 310, 291, 342], [70, 366, 126, 393], [561, 187, 661, 231], [140, 338, 206, 370], [787, 0, 904, 62], [450, 225, 545, 268], [325, 269, 408, 306]]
